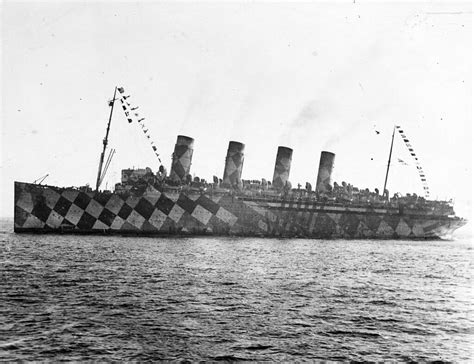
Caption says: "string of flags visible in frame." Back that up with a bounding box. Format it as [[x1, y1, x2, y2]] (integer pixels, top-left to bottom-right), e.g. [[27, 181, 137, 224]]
[[395, 125, 430, 198], [397, 158, 408, 166], [117, 87, 162, 164]]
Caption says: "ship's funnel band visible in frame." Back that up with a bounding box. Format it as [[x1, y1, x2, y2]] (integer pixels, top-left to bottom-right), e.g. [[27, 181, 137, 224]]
[[272, 146, 293, 189], [222, 141, 245, 187], [316, 151, 335, 193], [170, 135, 194, 183]]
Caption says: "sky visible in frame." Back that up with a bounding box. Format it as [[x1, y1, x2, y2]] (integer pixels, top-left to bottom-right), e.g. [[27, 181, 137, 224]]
[[1, 1, 472, 225]]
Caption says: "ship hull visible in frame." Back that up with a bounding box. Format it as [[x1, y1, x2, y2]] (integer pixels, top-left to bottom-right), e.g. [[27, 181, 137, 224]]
[[14, 182, 465, 239]]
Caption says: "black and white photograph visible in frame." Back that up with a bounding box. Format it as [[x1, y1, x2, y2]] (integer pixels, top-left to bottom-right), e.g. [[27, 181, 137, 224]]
[[1, 0, 472, 361]]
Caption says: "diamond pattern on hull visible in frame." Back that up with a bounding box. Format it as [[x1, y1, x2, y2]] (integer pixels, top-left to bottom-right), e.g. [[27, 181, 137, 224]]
[[148, 209, 167, 230], [376, 220, 394, 237], [45, 210, 64, 228], [111, 215, 126, 230], [105, 195, 124, 214], [54, 196, 72, 216], [61, 190, 80, 203], [65, 204, 84, 226], [23, 214, 45, 229], [85, 199, 104, 219], [13, 182, 459, 239], [92, 220, 109, 230], [411, 223, 425, 237], [168, 204, 185, 223], [127, 210, 146, 229], [191, 205, 213, 225], [17, 192, 34, 213], [395, 219, 412, 236]]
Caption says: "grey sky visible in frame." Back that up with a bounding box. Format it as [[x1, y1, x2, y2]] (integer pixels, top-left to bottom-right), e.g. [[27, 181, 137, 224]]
[[1, 1, 472, 220]]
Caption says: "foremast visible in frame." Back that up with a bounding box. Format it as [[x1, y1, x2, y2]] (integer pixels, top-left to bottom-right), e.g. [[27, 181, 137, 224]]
[[382, 125, 396, 199], [95, 87, 118, 191]]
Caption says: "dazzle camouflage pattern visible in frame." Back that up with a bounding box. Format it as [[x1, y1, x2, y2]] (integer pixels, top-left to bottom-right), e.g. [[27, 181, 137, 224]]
[[316, 151, 335, 193], [222, 142, 245, 187], [272, 147, 293, 189], [14, 182, 464, 239], [169, 135, 194, 183]]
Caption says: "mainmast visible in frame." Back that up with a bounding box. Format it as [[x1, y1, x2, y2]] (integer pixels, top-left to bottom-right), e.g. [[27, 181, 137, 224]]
[[382, 125, 396, 199], [95, 87, 118, 191]]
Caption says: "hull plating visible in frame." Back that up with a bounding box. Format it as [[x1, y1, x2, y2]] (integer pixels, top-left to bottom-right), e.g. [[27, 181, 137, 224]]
[[14, 182, 465, 239]]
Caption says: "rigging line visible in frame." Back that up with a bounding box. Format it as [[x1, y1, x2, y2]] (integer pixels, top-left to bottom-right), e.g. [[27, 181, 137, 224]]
[[382, 125, 396, 199], [105, 148, 114, 167], [101, 149, 115, 185], [33, 173, 49, 185], [100, 149, 114, 183], [105, 149, 115, 175], [100, 149, 115, 186]]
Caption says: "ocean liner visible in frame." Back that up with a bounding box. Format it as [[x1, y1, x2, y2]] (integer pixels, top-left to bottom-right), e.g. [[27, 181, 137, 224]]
[[14, 87, 466, 239]]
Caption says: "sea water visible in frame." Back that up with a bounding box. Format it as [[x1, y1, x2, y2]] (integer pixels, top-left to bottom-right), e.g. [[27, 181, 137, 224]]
[[1, 218, 472, 361]]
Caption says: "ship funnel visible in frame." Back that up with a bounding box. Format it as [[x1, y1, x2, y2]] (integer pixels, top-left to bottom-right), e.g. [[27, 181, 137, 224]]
[[316, 151, 335, 193], [222, 141, 245, 188], [272, 146, 293, 189], [169, 135, 194, 183]]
